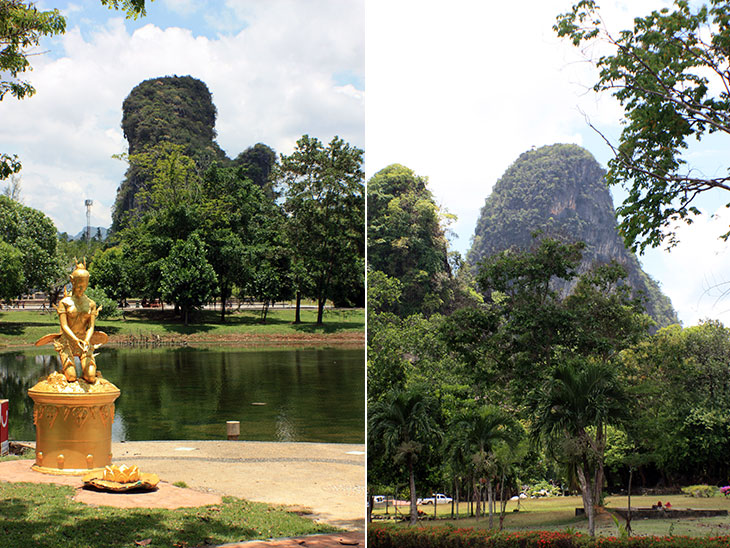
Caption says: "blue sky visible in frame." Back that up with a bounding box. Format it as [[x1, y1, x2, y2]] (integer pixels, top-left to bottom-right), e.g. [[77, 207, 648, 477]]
[[365, 0, 730, 326], [1, 0, 363, 236]]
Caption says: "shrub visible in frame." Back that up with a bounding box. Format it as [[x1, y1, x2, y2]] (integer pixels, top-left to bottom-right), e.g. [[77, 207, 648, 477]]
[[86, 287, 120, 319], [525, 480, 562, 498], [681, 485, 719, 498]]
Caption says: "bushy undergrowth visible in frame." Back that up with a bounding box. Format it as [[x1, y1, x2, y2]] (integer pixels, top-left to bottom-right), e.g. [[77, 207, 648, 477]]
[[525, 480, 563, 498], [681, 485, 720, 498], [368, 524, 730, 548]]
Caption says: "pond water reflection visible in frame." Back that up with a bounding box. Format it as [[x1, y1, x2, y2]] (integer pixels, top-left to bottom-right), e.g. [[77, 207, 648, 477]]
[[0, 346, 364, 443]]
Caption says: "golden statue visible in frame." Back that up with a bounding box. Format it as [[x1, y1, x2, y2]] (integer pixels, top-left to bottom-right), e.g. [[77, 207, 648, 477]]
[[29, 259, 119, 475], [35, 260, 108, 383]]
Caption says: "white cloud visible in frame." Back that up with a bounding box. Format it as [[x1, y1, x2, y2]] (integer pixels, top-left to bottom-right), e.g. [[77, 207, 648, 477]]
[[640, 207, 730, 326], [0, 1, 363, 235]]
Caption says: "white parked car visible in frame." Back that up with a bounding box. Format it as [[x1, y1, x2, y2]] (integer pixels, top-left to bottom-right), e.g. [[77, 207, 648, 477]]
[[417, 493, 453, 505]]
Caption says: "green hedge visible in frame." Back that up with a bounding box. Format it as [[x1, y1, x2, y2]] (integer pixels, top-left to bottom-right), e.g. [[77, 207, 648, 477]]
[[367, 524, 730, 548]]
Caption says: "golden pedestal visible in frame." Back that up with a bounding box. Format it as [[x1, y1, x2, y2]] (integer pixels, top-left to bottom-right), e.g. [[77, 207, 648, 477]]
[[28, 373, 120, 475]]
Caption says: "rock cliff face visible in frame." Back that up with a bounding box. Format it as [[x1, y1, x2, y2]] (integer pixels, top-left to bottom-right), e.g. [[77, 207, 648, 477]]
[[467, 143, 677, 328], [111, 76, 276, 231]]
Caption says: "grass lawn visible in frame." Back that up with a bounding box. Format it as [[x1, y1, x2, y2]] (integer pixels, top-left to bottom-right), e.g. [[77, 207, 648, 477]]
[[1, 481, 336, 548], [372, 494, 730, 538], [0, 307, 364, 347]]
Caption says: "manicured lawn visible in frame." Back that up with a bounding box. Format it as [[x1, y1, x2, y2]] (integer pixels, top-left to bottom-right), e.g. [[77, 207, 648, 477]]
[[372, 494, 730, 537], [1, 481, 336, 548], [0, 308, 364, 347]]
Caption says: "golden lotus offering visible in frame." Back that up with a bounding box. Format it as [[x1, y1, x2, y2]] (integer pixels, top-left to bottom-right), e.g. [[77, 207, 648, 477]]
[[83, 464, 160, 492], [104, 463, 139, 482]]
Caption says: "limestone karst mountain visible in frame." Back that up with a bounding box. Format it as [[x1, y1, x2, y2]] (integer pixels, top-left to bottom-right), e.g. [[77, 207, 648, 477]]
[[111, 75, 275, 231], [467, 143, 677, 328]]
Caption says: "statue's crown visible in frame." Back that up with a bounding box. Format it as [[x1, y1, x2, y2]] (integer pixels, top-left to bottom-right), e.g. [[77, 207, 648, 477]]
[[70, 257, 89, 280]]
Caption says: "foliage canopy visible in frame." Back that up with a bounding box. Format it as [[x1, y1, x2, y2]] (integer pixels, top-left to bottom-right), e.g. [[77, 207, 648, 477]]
[[556, 0, 730, 252]]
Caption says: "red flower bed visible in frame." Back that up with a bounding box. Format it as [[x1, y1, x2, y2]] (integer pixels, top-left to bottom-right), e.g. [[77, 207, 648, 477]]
[[368, 524, 730, 548]]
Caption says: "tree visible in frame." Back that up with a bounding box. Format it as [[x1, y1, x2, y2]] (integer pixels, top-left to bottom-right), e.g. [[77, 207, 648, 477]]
[[0, 195, 61, 297], [115, 142, 203, 227], [1, 0, 146, 180], [245, 242, 292, 322], [233, 143, 277, 198], [0, 240, 24, 301], [475, 237, 586, 396], [555, 0, 730, 252], [202, 163, 293, 321], [564, 261, 651, 361], [279, 135, 364, 325], [368, 388, 442, 525], [159, 234, 217, 325], [205, 228, 246, 322], [88, 246, 132, 305], [530, 358, 630, 536], [620, 321, 730, 484], [367, 269, 403, 315], [367, 164, 453, 317], [448, 406, 524, 526]]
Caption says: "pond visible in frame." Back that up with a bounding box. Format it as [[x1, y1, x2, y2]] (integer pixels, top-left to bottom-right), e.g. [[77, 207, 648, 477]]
[[0, 345, 364, 444]]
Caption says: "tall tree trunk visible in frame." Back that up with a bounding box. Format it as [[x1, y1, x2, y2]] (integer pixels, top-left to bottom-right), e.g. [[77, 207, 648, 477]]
[[294, 290, 302, 323], [474, 480, 481, 519], [408, 455, 418, 525], [488, 478, 494, 529], [316, 296, 325, 325], [220, 292, 227, 323], [626, 467, 633, 536], [452, 480, 456, 519], [499, 471, 508, 531], [577, 464, 596, 536]]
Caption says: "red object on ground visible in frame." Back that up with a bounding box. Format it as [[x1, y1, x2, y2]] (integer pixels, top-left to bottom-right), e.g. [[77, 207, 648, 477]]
[[0, 399, 8, 456], [665, 502, 672, 509]]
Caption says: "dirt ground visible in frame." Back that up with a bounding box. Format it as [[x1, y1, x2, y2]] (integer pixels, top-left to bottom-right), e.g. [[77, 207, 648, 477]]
[[109, 441, 366, 530]]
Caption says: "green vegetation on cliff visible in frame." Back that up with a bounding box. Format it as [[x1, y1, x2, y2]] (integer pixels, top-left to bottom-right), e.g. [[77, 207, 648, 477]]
[[111, 76, 277, 230], [467, 144, 677, 328], [367, 164, 454, 316]]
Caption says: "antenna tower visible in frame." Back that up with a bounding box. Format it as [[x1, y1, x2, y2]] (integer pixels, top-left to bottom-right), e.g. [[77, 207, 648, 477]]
[[84, 199, 93, 243]]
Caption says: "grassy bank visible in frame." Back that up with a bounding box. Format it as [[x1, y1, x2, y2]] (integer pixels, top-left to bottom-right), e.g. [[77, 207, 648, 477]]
[[0, 308, 364, 348], [372, 494, 730, 538], [1, 481, 335, 548]]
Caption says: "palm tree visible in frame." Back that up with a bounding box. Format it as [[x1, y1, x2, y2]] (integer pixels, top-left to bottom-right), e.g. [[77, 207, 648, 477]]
[[448, 405, 524, 527], [443, 434, 470, 519], [530, 357, 630, 536], [368, 388, 441, 525]]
